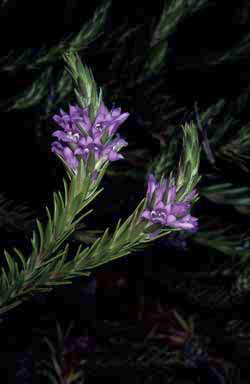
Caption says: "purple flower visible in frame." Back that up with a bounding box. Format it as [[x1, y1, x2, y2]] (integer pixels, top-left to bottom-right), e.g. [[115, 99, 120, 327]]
[[51, 102, 129, 173], [92, 103, 130, 137], [53, 105, 87, 133], [141, 174, 198, 232]]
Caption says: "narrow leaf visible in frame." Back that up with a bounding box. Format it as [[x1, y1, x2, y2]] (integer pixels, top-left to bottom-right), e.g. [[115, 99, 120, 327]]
[[52, 192, 59, 225], [36, 219, 44, 254], [13, 248, 26, 269], [30, 230, 39, 256], [0, 299, 23, 315], [4, 250, 14, 274], [51, 228, 75, 254], [92, 227, 110, 258], [57, 191, 65, 210], [80, 187, 104, 210], [1, 266, 10, 289], [44, 206, 53, 246], [62, 178, 68, 207], [45, 280, 73, 286], [72, 208, 93, 227]]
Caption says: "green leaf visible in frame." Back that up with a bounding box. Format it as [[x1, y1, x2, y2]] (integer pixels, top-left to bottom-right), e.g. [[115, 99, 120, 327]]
[[80, 187, 104, 210], [92, 227, 110, 258], [93, 161, 109, 188], [4, 250, 14, 275], [77, 158, 86, 192], [78, 236, 102, 265], [0, 299, 23, 315], [201, 182, 250, 205], [68, 271, 91, 278], [62, 178, 68, 207], [70, 193, 84, 216], [26, 254, 38, 274], [86, 249, 132, 270], [51, 228, 75, 254], [68, 172, 77, 205], [13, 261, 20, 282], [44, 280, 72, 286], [57, 191, 65, 211], [32, 287, 53, 294], [74, 243, 83, 261], [5, 66, 53, 110], [24, 263, 53, 285], [36, 219, 44, 254], [55, 209, 67, 238], [44, 206, 53, 248], [71, 208, 93, 227], [39, 252, 67, 269], [79, 174, 90, 201], [1, 267, 10, 289], [52, 193, 59, 225], [13, 248, 26, 269], [55, 154, 75, 180], [49, 244, 69, 278], [30, 230, 39, 256], [112, 199, 146, 245]]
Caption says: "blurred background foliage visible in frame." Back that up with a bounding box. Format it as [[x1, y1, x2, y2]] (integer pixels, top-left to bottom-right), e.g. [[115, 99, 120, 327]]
[[1, 0, 250, 382]]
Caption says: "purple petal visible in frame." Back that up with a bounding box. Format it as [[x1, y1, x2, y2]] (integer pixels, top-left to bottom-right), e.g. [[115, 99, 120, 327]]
[[98, 102, 109, 117], [155, 201, 165, 210], [141, 210, 152, 221], [155, 182, 168, 206], [69, 105, 79, 115], [173, 221, 196, 230], [111, 107, 122, 117], [108, 113, 130, 135], [166, 215, 176, 224], [52, 115, 62, 124], [74, 148, 84, 155], [51, 142, 64, 156], [147, 174, 157, 201], [110, 137, 128, 150], [173, 214, 199, 231], [63, 147, 79, 169], [185, 189, 197, 202], [167, 186, 176, 204], [108, 151, 123, 161], [171, 203, 190, 217]]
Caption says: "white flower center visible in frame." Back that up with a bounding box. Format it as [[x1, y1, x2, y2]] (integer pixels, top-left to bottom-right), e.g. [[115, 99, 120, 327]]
[[96, 123, 104, 132], [151, 210, 166, 221], [67, 131, 80, 141]]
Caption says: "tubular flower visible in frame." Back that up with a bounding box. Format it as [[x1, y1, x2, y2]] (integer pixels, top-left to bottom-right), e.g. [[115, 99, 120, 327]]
[[51, 102, 129, 173], [141, 174, 198, 232]]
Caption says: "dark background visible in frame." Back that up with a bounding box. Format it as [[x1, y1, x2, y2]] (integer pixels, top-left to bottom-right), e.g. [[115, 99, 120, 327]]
[[0, 1, 249, 382]]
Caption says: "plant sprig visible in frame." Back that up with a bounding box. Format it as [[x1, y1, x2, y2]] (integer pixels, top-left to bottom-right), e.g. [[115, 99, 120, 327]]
[[0, 158, 104, 313]]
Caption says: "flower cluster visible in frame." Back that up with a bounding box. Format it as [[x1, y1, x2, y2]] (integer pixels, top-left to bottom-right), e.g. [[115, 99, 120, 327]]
[[141, 174, 198, 232], [51, 102, 129, 175]]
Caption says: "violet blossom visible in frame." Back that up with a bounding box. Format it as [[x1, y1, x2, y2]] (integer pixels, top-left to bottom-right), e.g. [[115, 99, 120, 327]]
[[141, 174, 198, 232], [51, 102, 129, 174]]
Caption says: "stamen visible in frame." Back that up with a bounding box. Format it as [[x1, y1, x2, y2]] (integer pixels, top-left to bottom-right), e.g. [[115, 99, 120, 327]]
[[158, 212, 166, 220], [96, 123, 103, 132], [151, 210, 157, 219]]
